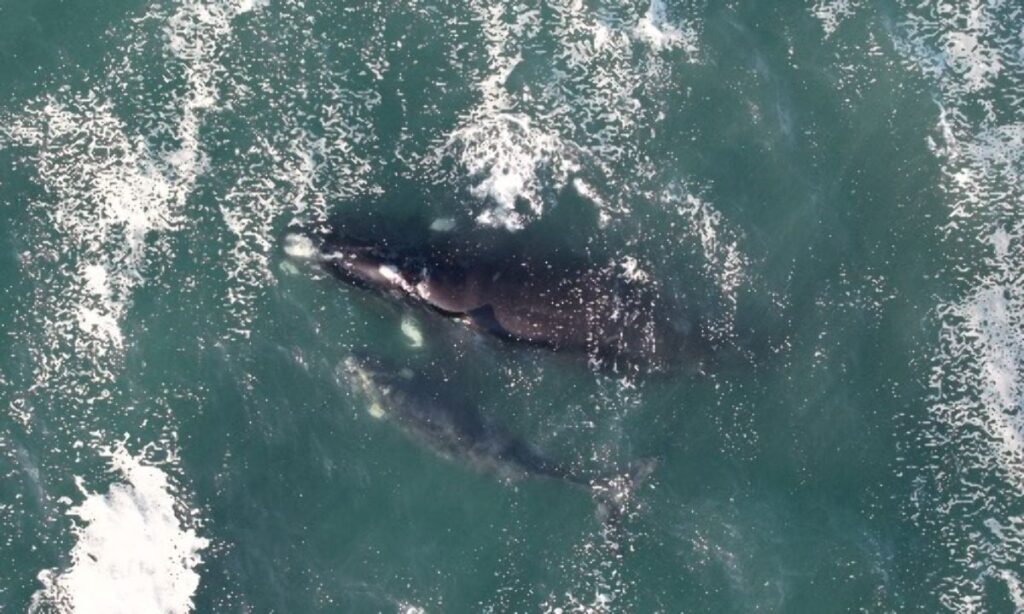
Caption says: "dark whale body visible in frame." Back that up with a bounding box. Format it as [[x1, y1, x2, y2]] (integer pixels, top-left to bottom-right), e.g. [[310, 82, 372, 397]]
[[295, 231, 710, 373]]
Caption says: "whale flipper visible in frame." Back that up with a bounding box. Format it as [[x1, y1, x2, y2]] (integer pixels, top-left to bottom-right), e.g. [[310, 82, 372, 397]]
[[466, 305, 507, 337]]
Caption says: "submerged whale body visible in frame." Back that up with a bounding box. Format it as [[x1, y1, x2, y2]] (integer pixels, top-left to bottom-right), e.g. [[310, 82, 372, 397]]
[[345, 352, 588, 483], [291, 231, 710, 373], [344, 352, 654, 516]]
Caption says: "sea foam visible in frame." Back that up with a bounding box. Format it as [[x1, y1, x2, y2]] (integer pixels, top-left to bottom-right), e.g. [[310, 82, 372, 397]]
[[30, 444, 209, 614]]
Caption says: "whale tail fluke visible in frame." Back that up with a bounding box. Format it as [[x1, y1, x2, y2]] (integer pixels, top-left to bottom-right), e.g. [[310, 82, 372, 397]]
[[590, 457, 658, 542]]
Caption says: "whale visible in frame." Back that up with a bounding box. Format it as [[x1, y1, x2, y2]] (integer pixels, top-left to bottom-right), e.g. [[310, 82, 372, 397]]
[[288, 231, 710, 373], [344, 351, 654, 518]]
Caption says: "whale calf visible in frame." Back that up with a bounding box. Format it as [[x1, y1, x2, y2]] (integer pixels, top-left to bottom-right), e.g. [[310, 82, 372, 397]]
[[290, 231, 710, 373], [345, 351, 594, 484], [344, 351, 654, 516]]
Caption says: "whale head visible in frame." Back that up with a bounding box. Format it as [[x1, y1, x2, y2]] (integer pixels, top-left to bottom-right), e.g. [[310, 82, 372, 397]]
[[299, 234, 426, 297], [343, 352, 416, 419]]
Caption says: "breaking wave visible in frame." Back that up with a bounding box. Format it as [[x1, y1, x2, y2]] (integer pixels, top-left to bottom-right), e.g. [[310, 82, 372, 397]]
[[30, 443, 209, 614]]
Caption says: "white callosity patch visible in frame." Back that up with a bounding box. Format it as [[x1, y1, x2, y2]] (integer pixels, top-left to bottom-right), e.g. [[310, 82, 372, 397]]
[[895, 0, 1024, 609], [377, 264, 404, 285], [282, 233, 319, 260], [30, 444, 209, 614], [429, 217, 457, 232]]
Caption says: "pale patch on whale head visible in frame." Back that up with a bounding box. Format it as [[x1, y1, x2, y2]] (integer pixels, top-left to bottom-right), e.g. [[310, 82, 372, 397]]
[[367, 401, 386, 419], [414, 272, 433, 300], [377, 264, 402, 282], [283, 234, 318, 260], [345, 356, 393, 420], [376, 264, 418, 295]]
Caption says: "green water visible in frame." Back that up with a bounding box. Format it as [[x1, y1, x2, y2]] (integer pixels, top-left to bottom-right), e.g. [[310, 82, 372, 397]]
[[1, 0, 1022, 612]]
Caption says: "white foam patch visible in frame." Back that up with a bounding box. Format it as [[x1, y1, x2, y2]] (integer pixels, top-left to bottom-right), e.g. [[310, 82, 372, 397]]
[[939, 274, 1024, 484], [541, 592, 613, 614], [897, 2, 1008, 97], [941, 27, 1003, 94], [811, 0, 860, 37], [633, 0, 700, 57], [896, 2, 1024, 606], [5, 100, 187, 403], [4, 0, 260, 417], [30, 443, 209, 614], [618, 256, 650, 283], [76, 307, 125, 352], [928, 225, 1024, 608], [11, 98, 187, 341], [432, 3, 574, 231], [572, 178, 621, 227], [547, 0, 701, 154], [218, 81, 380, 337], [428, 0, 699, 232], [666, 185, 747, 338]]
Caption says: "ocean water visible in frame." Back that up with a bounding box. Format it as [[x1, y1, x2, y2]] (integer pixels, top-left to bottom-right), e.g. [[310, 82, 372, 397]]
[[1, 0, 1022, 611]]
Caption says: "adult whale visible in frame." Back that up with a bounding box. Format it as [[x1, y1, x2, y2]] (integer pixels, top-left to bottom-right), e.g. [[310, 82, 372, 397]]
[[344, 351, 654, 518], [287, 231, 711, 373]]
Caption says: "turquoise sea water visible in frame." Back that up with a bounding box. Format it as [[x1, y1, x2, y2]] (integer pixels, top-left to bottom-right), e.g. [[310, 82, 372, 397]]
[[1, 0, 1023, 611]]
